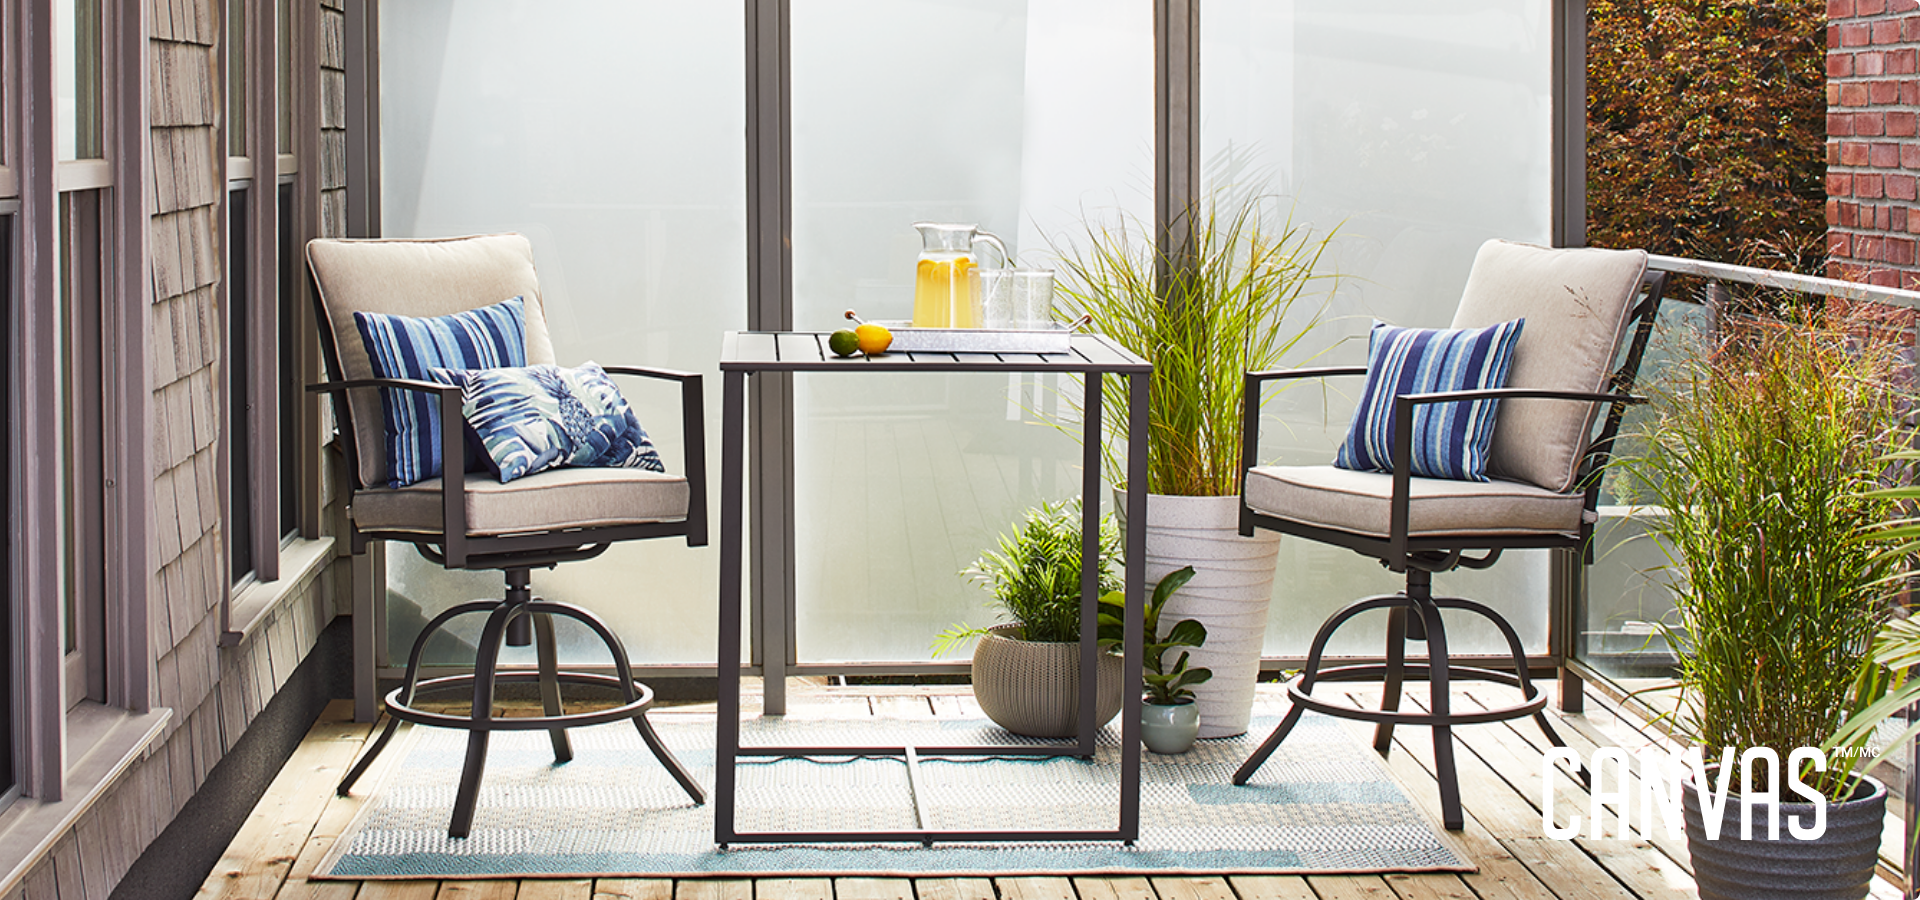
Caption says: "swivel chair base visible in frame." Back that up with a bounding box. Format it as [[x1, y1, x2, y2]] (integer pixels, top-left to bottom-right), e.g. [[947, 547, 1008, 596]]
[[1231, 567, 1571, 831], [336, 568, 705, 838]]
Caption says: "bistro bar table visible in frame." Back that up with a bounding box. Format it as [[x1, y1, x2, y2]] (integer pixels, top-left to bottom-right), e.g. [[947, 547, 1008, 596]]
[[714, 330, 1152, 846]]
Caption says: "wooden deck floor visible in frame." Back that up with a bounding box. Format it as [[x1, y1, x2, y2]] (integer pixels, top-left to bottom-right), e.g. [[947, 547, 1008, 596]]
[[196, 681, 1907, 900]]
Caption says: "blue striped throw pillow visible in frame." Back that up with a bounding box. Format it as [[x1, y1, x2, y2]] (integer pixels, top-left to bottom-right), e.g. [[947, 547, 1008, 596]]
[[353, 296, 527, 488], [1333, 318, 1525, 482], [429, 362, 664, 484]]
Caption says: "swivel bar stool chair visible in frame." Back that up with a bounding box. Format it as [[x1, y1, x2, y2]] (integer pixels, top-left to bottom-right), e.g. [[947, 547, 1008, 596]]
[[1231, 240, 1667, 830], [310, 234, 707, 838]]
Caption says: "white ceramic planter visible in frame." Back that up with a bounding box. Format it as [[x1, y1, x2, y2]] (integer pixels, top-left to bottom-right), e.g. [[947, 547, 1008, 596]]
[[1118, 492, 1282, 738]]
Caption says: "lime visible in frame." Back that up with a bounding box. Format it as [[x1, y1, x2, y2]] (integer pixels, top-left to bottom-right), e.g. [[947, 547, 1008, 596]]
[[828, 328, 860, 357], [855, 323, 893, 355]]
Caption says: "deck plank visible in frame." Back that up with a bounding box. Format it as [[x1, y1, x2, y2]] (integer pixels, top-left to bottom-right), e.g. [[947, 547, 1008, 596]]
[[673, 880, 750, 900], [435, 881, 520, 900], [832, 879, 913, 900], [199, 699, 365, 900], [912, 878, 996, 900], [1223, 875, 1315, 900], [1300, 875, 1394, 899], [1070, 876, 1157, 900], [1146, 876, 1232, 900], [516, 880, 593, 900], [1380, 873, 1475, 900], [752, 879, 830, 900], [356, 884, 439, 900], [590, 880, 672, 900], [995, 876, 1076, 900]]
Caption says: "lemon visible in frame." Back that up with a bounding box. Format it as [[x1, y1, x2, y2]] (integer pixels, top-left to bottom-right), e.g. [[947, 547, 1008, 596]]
[[855, 323, 892, 355], [828, 329, 860, 357]]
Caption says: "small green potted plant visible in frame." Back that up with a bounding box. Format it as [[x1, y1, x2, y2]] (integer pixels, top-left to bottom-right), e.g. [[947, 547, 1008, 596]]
[[1100, 565, 1209, 754], [935, 499, 1124, 738]]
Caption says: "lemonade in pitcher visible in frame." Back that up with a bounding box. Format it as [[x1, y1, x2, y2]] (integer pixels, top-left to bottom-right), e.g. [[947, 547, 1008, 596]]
[[911, 223, 1007, 328]]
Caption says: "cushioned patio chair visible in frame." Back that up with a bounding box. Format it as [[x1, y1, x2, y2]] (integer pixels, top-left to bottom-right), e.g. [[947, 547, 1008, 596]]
[[1231, 239, 1667, 830], [311, 234, 707, 838]]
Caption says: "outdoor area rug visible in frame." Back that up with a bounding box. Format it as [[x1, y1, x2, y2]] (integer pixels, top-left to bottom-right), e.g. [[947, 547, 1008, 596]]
[[313, 712, 1473, 879]]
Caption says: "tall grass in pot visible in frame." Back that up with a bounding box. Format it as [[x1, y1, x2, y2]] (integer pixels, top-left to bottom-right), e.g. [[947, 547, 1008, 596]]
[[1050, 194, 1337, 736], [1621, 307, 1911, 899]]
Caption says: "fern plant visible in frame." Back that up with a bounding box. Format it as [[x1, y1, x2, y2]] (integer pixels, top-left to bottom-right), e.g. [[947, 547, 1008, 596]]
[[932, 499, 1122, 655]]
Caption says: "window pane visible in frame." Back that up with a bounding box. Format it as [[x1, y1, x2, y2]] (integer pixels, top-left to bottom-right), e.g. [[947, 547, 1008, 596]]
[[0, 215, 12, 793], [1203, 0, 1556, 656], [56, 193, 104, 707], [278, 183, 297, 537], [229, 0, 247, 158], [55, 0, 102, 160], [379, 0, 745, 666], [276, 0, 292, 154], [790, 0, 1153, 662], [228, 187, 256, 582]]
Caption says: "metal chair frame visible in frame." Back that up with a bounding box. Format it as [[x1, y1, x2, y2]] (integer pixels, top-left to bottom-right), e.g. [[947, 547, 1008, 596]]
[[308, 263, 709, 839], [1231, 270, 1668, 831]]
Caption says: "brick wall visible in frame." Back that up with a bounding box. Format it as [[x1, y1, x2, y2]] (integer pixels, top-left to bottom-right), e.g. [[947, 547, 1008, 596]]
[[1827, 0, 1920, 286]]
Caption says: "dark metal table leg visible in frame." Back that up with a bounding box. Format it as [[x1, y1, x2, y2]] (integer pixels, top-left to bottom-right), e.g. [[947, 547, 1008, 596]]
[[1120, 370, 1148, 844], [1077, 373, 1103, 759], [716, 369, 748, 846]]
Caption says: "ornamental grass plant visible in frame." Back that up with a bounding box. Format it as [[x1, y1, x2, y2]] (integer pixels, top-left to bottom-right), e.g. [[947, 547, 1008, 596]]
[[1051, 194, 1337, 496], [1623, 306, 1913, 800]]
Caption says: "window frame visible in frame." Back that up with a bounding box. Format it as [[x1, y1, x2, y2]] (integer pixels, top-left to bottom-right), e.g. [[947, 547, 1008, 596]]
[[10, 0, 151, 803], [219, 0, 326, 643]]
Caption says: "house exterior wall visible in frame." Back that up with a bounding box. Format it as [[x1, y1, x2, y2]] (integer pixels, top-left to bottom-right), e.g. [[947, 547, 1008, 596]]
[[2, 1, 355, 897], [1826, 0, 1920, 285]]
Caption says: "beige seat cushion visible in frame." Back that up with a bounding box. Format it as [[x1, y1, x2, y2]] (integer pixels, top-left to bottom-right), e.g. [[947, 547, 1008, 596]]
[[307, 234, 559, 490], [352, 467, 689, 537], [1450, 240, 1649, 494], [1244, 465, 1586, 539]]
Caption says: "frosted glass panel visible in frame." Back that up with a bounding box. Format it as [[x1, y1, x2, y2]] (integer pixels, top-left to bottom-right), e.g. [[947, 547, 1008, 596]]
[[1202, 0, 1556, 656], [791, 0, 1153, 663], [378, 1, 745, 666]]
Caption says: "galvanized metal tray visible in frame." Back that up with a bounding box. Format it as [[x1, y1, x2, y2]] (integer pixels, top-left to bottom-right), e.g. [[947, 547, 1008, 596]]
[[871, 321, 1077, 354]]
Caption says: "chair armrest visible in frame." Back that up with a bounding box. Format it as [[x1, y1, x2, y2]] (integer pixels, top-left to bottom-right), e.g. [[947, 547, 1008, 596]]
[[305, 377, 471, 567], [1381, 386, 1644, 559], [1239, 366, 1371, 504], [600, 365, 708, 548], [598, 364, 702, 383]]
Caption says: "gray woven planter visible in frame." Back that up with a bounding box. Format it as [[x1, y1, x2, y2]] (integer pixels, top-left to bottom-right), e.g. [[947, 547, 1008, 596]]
[[971, 624, 1123, 738], [1683, 771, 1887, 900]]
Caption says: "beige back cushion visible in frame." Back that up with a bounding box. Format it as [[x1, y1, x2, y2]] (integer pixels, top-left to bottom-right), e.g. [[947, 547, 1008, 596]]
[[1448, 240, 1648, 494], [307, 234, 557, 489]]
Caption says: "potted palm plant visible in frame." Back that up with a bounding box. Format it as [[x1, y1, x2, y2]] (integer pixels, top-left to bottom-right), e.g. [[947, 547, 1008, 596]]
[[1052, 192, 1337, 737], [1622, 307, 1911, 900], [935, 499, 1125, 738], [1100, 566, 1209, 754]]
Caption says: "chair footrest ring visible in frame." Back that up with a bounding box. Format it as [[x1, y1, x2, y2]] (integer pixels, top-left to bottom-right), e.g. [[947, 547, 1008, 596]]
[[384, 671, 655, 732], [1288, 664, 1547, 727]]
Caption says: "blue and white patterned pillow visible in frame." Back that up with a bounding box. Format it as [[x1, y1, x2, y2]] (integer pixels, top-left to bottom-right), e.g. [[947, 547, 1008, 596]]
[[429, 362, 665, 484], [1334, 318, 1525, 482], [353, 296, 527, 488]]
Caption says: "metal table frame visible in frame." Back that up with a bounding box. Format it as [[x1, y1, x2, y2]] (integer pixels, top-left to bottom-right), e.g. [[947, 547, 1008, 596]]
[[715, 330, 1151, 846]]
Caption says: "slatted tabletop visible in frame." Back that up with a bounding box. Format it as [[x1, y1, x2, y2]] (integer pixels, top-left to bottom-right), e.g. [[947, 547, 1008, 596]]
[[718, 331, 1150, 374]]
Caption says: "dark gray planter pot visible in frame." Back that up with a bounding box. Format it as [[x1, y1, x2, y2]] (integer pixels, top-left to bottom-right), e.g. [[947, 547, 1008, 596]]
[[1683, 772, 1887, 900], [971, 624, 1123, 738]]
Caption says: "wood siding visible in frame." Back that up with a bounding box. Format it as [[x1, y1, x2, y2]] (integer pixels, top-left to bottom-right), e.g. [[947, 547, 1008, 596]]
[[5, 2, 351, 897]]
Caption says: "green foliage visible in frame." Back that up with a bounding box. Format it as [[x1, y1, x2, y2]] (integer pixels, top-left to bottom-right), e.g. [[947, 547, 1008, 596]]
[[1097, 566, 1211, 705], [1587, 0, 1826, 267], [1051, 194, 1337, 497], [932, 499, 1123, 655], [1620, 310, 1912, 800], [1824, 455, 1920, 786]]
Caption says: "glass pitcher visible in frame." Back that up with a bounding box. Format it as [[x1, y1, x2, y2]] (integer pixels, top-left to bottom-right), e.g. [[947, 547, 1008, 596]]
[[912, 223, 1008, 328]]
